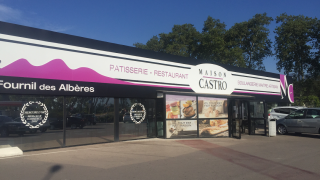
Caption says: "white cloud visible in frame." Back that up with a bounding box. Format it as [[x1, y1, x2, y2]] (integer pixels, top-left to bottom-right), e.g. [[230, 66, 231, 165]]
[[0, 3, 72, 32], [0, 4, 22, 21]]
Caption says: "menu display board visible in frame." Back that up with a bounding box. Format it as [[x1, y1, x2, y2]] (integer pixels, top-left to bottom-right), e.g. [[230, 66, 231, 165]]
[[166, 120, 197, 138], [198, 119, 229, 137], [166, 95, 197, 119], [198, 97, 228, 118]]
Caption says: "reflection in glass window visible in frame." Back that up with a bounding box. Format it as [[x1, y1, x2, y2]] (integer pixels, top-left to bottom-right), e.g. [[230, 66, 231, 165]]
[[65, 97, 114, 146], [306, 109, 320, 118], [249, 101, 264, 118], [288, 109, 305, 119], [156, 99, 164, 137], [266, 102, 277, 113], [277, 108, 290, 114], [119, 98, 156, 141], [0, 95, 63, 151]]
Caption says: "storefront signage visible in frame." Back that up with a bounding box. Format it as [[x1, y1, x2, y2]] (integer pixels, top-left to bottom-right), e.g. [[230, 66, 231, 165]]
[[280, 75, 294, 103], [20, 101, 49, 129], [0, 80, 95, 93], [0, 32, 293, 102], [130, 103, 146, 124], [189, 64, 235, 95]]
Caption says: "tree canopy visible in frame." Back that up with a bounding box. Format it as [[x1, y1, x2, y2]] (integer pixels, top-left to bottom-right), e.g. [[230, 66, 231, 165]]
[[226, 13, 273, 71], [197, 17, 245, 67], [133, 13, 320, 106], [134, 13, 274, 71], [274, 13, 318, 80]]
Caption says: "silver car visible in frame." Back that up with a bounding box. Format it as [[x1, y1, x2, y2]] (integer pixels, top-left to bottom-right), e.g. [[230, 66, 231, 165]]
[[276, 108, 320, 135], [269, 106, 304, 120]]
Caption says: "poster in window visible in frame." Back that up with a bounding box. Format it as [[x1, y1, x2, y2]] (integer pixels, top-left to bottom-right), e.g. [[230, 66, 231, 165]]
[[166, 120, 197, 138], [198, 119, 228, 137], [198, 97, 228, 118], [166, 95, 197, 119]]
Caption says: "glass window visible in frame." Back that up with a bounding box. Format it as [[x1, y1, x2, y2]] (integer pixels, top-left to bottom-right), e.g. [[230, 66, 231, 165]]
[[279, 108, 290, 114], [119, 98, 155, 141], [266, 102, 277, 113], [274, 109, 280, 113], [249, 101, 264, 118], [156, 99, 164, 137], [65, 97, 114, 147], [0, 95, 63, 151], [288, 109, 306, 119], [306, 109, 320, 118], [288, 108, 297, 114]]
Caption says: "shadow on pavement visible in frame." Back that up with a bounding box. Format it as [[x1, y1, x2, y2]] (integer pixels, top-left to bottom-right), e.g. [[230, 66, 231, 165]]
[[41, 165, 62, 180]]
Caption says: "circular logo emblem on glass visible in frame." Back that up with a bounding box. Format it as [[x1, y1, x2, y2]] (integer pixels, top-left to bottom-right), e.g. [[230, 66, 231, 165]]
[[20, 101, 49, 129], [130, 103, 146, 124]]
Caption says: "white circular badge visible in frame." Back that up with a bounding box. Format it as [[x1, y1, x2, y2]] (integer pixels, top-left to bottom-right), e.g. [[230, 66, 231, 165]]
[[130, 103, 146, 124], [20, 101, 49, 129]]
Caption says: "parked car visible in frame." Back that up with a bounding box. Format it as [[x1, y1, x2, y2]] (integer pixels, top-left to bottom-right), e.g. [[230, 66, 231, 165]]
[[49, 116, 86, 129], [269, 106, 305, 120], [83, 114, 96, 125], [0, 115, 27, 137], [276, 108, 320, 135], [14, 117, 50, 133], [123, 113, 132, 123]]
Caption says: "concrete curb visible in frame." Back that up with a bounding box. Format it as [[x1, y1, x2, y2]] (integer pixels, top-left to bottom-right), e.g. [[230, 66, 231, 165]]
[[0, 145, 23, 158]]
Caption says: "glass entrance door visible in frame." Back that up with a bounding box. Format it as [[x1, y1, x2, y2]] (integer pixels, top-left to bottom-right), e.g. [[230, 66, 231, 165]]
[[241, 101, 249, 134], [231, 100, 241, 139], [248, 101, 267, 135]]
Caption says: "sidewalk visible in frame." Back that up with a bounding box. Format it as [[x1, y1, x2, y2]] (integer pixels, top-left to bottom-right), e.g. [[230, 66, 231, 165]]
[[1, 134, 320, 180]]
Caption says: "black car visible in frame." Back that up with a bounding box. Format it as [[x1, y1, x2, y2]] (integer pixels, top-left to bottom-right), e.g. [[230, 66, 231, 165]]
[[83, 114, 96, 125], [49, 116, 86, 129], [0, 115, 28, 137]]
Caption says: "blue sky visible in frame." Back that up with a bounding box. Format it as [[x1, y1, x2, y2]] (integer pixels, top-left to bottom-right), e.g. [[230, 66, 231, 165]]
[[1, 0, 319, 74]]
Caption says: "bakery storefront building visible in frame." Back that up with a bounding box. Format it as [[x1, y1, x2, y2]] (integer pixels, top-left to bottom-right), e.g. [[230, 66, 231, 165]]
[[0, 22, 294, 151]]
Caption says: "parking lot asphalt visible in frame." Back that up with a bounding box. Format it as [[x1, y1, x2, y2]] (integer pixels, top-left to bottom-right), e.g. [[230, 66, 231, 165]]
[[1, 133, 320, 180]]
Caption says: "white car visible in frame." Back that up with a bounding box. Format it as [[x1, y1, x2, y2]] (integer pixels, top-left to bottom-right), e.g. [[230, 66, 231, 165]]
[[269, 106, 305, 120]]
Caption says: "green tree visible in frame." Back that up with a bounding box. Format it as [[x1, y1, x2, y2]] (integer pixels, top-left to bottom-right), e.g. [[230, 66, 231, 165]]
[[198, 16, 245, 67], [160, 24, 201, 58], [134, 24, 200, 58], [309, 19, 320, 77], [226, 13, 273, 71], [133, 36, 163, 52], [274, 13, 317, 80], [290, 71, 320, 107]]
